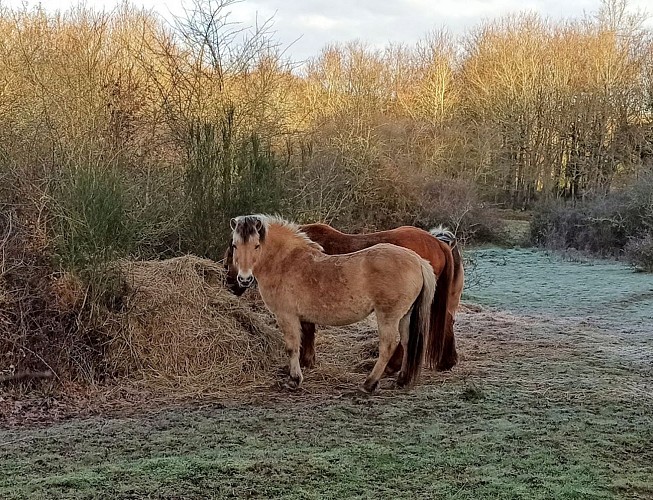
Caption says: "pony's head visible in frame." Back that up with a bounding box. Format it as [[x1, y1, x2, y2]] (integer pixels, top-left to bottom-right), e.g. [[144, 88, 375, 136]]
[[230, 215, 268, 289]]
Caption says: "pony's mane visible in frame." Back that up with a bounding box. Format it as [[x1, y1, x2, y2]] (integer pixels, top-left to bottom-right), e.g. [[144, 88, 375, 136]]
[[429, 225, 456, 246], [236, 214, 324, 251]]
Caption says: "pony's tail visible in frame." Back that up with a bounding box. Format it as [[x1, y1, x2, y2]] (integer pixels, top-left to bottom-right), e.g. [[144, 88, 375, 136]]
[[427, 241, 455, 369], [404, 259, 437, 386]]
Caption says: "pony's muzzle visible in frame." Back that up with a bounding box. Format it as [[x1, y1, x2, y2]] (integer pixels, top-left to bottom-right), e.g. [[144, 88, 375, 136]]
[[237, 275, 255, 288]]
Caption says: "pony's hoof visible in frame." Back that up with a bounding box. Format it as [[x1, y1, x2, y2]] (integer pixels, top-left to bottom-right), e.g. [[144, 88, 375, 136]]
[[396, 372, 410, 388], [436, 358, 458, 372], [283, 374, 302, 390], [362, 379, 379, 394]]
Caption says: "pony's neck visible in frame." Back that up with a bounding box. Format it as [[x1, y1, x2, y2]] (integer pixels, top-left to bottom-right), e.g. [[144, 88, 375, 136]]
[[323, 225, 376, 253], [255, 223, 320, 274]]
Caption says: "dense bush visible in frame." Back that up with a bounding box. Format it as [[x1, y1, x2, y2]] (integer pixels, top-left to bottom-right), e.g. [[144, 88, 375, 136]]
[[183, 118, 287, 259], [531, 173, 653, 267], [418, 178, 507, 244], [625, 234, 653, 271], [531, 199, 622, 255]]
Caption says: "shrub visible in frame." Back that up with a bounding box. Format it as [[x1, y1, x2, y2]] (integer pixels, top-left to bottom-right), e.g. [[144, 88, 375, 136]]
[[625, 233, 653, 272], [531, 199, 627, 256], [295, 126, 418, 231], [53, 164, 135, 271], [530, 172, 653, 268], [183, 116, 287, 259], [417, 178, 507, 244], [0, 193, 106, 384]]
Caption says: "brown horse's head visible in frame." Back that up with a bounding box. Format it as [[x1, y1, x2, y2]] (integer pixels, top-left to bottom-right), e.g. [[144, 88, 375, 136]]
[[223, 243, 249, 296], [229, 215, 267, 290]]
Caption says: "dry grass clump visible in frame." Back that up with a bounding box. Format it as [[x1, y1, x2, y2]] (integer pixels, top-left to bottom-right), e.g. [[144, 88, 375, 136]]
[[105, 255, 284, 395], [0, 207, 91, 385]]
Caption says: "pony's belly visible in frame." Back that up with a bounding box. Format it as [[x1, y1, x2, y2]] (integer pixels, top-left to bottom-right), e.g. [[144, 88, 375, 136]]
[[304, 308, 373, 327], [258, 281, 374, 327], [300, 296, 374, 326]]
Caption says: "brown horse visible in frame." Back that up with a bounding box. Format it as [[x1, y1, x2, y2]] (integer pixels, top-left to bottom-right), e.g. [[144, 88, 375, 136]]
[[224, 223, 463, 372], [230, 215, 440, 392]]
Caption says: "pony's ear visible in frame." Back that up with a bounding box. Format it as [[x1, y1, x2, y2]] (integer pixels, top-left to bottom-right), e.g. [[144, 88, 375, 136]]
[[230, 217, 238, 230], [254, 217, 263, 232]]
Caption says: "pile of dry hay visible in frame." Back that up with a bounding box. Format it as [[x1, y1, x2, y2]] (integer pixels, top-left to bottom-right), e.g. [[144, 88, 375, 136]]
[[106, 255, 284, 395]]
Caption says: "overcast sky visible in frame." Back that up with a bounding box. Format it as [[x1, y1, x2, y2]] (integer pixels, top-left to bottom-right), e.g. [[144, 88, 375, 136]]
[[2, 0, 651, 62]]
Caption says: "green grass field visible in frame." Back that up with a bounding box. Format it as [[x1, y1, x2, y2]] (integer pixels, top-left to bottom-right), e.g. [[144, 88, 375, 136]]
[[1, 248, 652, 499]]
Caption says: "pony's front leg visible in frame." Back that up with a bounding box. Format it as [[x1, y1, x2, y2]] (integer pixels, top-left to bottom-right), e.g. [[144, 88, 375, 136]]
[[438, 312, 458, 371], [277, 315, 303, 389]]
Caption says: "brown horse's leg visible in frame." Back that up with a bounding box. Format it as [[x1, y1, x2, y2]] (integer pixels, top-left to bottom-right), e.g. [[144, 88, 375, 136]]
[[276, 315, 303, 389], [363, 316, 399, 393], [300, 322, 316, 369], [437, 312, 458, 371]]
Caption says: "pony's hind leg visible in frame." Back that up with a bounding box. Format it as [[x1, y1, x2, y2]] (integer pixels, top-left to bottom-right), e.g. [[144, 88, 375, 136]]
[[396, 311, 412, 388], [362, 315, 399, 393], [276, 315, 304, 389]]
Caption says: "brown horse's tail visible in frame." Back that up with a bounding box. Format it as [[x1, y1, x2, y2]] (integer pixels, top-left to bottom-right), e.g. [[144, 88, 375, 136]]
[[404, 259, 437, 386], [426, 240, 454, 369]]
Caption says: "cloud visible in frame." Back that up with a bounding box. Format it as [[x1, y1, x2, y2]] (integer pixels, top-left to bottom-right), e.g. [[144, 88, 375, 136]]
[[3, 0, 652, 63], [233, 0, 652, 62], [298, 14, 348, 31]]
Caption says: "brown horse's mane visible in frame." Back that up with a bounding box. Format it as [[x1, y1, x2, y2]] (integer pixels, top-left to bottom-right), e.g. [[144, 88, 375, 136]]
[[429, 225, 457, 247], [235, 214, 324, 252]]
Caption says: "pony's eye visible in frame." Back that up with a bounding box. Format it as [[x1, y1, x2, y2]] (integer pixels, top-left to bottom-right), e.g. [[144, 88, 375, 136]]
[[255, 244, 260, 249]]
